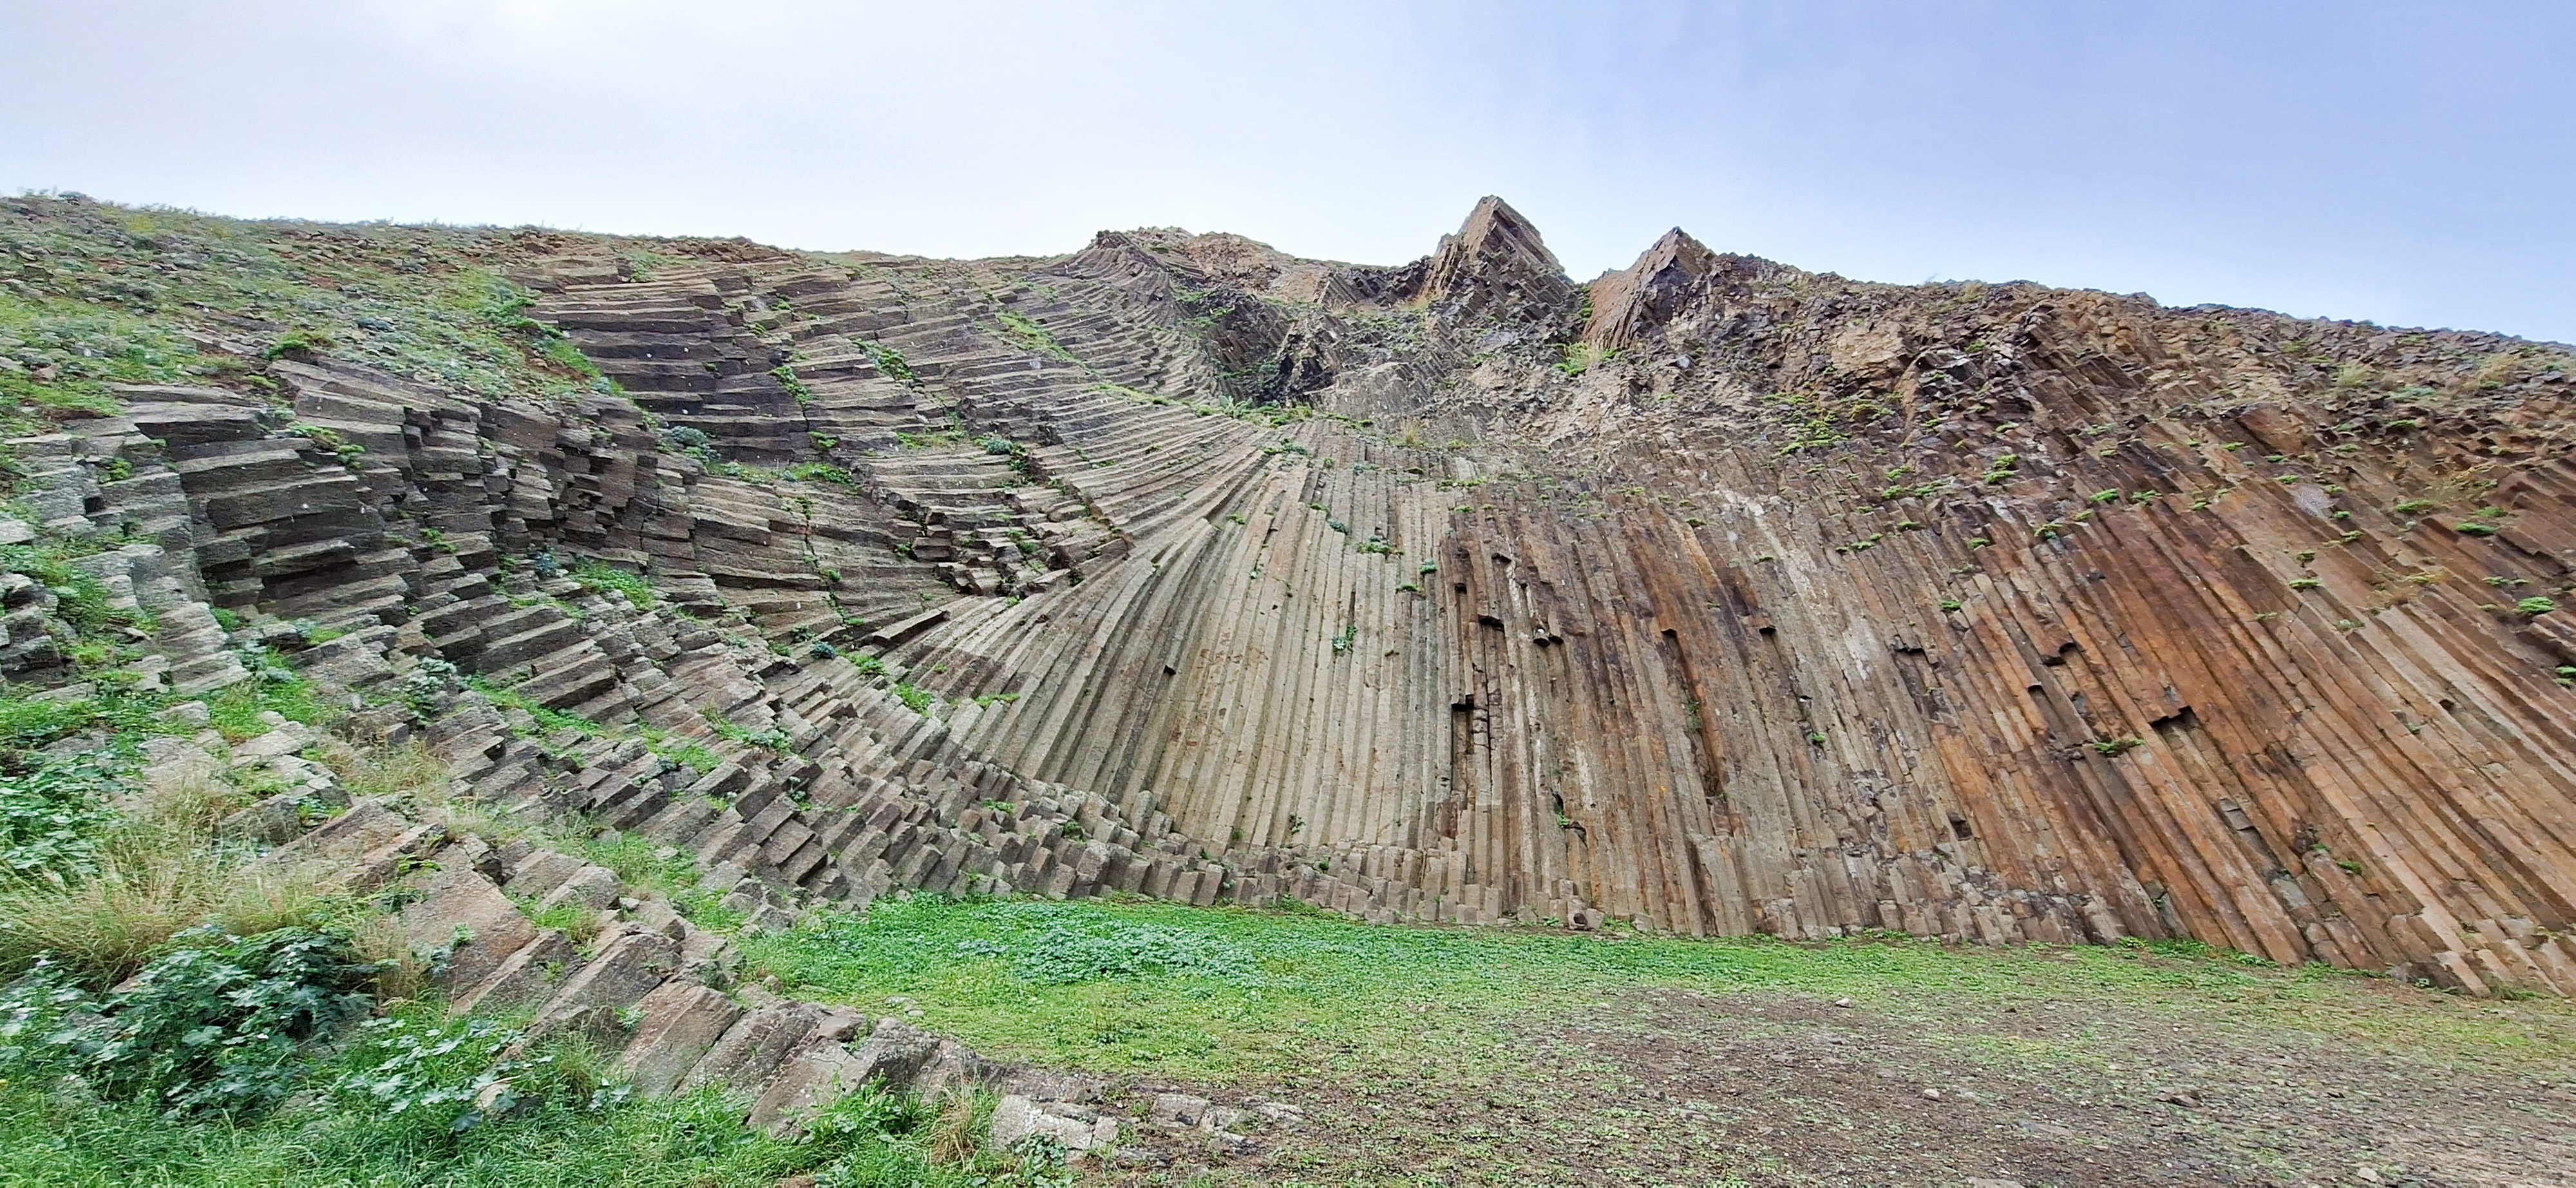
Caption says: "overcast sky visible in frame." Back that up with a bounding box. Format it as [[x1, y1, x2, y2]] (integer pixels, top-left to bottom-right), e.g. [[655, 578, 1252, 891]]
[[5, 1, 2571, 343]]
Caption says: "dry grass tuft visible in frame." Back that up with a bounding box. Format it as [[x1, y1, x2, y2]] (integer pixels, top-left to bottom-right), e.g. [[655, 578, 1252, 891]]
[[312, 738, 450, 802], [2394, 462, 2499, 514], [340, 910, 432, 1002], [313, 737, 534, 846], [0, 781, 347, 987], [927, 1087, 987, 1165]]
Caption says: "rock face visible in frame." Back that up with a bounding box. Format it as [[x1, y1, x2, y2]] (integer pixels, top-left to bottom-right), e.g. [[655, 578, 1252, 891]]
[[10, 196, 2576, 998]]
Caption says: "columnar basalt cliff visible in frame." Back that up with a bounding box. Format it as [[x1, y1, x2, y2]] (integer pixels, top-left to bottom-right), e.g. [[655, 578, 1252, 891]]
[[8, 193, 2576, 999]]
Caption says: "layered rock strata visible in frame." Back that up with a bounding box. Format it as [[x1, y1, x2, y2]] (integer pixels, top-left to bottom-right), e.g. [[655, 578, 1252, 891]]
[[12, 196, 2576, 999]]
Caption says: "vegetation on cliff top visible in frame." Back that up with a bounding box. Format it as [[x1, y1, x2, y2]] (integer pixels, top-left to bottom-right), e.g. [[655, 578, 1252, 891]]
[[0, 193, 636, 414]]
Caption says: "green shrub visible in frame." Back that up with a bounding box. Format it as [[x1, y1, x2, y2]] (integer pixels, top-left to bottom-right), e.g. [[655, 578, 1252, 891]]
[[802, 1082, 929, 1144], [2, 925, 375, 1116], [0, 1074, 834, 1185], [0, 749, 123, 877], [262, 329, 335, 360], [2516, 597, 2557, 617], [864, 341, 914, 381]]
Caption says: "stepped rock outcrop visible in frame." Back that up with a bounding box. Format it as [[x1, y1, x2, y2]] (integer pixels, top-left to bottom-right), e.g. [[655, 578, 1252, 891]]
[[9, 195, 2576, 1001]]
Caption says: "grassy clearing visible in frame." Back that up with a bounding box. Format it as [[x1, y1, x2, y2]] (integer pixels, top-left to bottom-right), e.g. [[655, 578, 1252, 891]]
[[740, 895, 2576, 1085]]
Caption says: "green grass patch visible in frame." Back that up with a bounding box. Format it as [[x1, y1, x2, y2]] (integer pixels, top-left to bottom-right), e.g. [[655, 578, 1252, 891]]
[[992, 311, 1074, 363], [738, 896, 2576, 1085], [0, 1075, 849, 1188], [782, 461, 854, 484], [207, 670, 334, 742], [462, 676, 605, 740], [463, 676, 725, 775], [0, 541, 152, 637], [707, 718, 789, 751], [581, 832, 743, 932], [1, 198, 618, 407]]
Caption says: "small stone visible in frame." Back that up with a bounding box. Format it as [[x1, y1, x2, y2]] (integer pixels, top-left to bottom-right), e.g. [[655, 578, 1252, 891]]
[[1832, 997, 1853, 1008], [1150, 1092, 1213, 1129], [2354, 1167, 2382, 1184], [1920, 1088, 1942, 1101], [991, 1094, 1115, 1155], [1109, 1146, 1166, 1169]]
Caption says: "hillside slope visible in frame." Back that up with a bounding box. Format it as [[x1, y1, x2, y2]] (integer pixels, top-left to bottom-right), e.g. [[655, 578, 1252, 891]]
[[6, 191, 2575, 999]]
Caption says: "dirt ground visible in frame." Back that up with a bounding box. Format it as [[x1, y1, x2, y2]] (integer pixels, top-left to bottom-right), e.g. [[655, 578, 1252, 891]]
[[1082, 985, 2576, 1188]]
